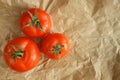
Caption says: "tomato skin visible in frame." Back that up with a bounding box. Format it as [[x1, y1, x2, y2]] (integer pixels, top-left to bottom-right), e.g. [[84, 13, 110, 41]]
[[41, 33, 70, 60], [19, 8, 52, 38], [4, 37, 40, 72]]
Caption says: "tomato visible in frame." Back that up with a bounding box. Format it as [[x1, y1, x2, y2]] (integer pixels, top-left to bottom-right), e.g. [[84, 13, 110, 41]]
[[41, 33, 70, 60], [4, 37, 40, 72], [19, 8, 52, 38]]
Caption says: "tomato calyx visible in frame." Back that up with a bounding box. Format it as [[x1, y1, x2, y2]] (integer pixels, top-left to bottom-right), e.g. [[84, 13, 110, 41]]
[[8, 45, 24, 59], [50, 44, 64, 55], [25, 10, 43, 31]]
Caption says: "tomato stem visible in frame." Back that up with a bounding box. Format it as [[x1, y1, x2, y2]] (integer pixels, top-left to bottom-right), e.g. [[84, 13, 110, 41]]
[[25, 10, 43, 31], [51, 44, 64, 55], [8, 45, 24, 59]]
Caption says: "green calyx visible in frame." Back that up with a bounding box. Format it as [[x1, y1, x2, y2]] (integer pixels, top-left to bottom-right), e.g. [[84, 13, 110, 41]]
[[25, 10, 43, 31], [8, 45, 24, 59], [51, 44, 64, 55], [9, 51, 24, 59]]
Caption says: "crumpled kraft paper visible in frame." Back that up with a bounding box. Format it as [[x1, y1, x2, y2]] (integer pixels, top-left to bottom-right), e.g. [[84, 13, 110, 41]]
[[0, 0, 120, 80]]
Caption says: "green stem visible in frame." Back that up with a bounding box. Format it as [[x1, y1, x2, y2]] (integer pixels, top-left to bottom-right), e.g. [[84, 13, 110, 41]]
[[8, 45, 24, 59], [24, 10, 43, 31], [51, 43, 64, 55]]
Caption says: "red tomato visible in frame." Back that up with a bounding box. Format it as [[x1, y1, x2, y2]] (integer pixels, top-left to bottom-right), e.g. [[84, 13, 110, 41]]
[[19, 8, 52, 38], [4, 37, 40, 72], [41, 33, 70, 60]]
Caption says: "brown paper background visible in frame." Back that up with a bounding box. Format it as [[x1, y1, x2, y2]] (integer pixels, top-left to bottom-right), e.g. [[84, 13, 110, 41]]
[[0, 0, 120, 80]]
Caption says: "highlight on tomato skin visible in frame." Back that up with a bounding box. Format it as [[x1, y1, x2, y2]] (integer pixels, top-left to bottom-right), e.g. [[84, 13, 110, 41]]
[[41, 33, 70, 60], [19, 8, 52, 38], [4, 37, 40, 72]]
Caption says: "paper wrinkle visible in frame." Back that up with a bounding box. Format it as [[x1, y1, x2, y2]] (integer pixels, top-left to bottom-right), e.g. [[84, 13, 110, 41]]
[[0, 0, 120, 80]]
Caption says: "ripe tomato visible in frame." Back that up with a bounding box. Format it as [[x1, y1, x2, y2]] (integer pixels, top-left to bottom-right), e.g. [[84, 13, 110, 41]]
[[19, 8, 52, 38], [41, 33, 70, 60], [4, 37, 40, 72]]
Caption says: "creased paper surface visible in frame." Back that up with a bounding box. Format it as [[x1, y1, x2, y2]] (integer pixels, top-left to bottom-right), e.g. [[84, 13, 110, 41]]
[[0, 0, 120, 80]]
